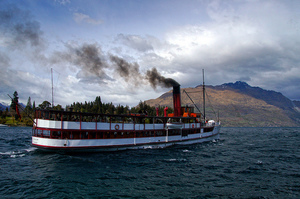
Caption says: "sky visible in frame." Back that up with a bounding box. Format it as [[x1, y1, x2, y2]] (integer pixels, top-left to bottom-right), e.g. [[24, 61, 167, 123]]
[[1, 0, 300, 108]]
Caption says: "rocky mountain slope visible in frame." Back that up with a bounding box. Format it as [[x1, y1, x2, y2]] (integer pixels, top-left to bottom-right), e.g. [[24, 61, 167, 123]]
[[144, 81, 300, 127]]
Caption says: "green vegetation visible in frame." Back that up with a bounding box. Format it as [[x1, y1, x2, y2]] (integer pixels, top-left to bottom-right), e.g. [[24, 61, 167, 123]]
[[0, 91, 173, 127], [67, 97, 173, 116], [1, 91, 36, 126]]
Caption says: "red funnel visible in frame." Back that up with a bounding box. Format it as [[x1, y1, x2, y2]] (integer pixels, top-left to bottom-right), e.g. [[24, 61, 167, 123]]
[[173, 85, 181, 117]]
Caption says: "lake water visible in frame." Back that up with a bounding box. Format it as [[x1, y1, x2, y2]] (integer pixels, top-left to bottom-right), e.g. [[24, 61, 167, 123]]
[[0, 127, 299, 198]]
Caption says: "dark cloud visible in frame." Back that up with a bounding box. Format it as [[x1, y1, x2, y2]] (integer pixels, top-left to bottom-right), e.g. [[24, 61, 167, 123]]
[[0, 3, 43, 48]]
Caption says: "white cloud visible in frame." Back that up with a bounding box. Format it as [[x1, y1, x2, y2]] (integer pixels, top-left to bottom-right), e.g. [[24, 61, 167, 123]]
[[100, 0, 299, 102], [139, 1, 299, 99], [56, 0, 70, 5], [115, 34, 154, 52], [73, 12, 103, 25]]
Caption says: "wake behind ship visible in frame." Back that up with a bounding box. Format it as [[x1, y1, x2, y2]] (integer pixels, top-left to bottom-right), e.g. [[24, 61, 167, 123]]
[[32, 83, 221, 152]]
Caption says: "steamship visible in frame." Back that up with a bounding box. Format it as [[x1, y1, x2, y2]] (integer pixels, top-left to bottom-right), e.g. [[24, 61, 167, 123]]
[[32, 83, 221, 151]]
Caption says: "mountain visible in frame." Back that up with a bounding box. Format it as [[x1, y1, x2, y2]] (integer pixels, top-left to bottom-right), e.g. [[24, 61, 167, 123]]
[[144, 81, 300, 127], [216, 81, 294, 110], [293, 100, 300, 108], [0, 102, 26, 111], [0, 102, 9, 111]]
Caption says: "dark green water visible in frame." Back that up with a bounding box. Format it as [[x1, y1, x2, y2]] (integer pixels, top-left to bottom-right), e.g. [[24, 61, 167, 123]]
[[0, 127, 299, 198]]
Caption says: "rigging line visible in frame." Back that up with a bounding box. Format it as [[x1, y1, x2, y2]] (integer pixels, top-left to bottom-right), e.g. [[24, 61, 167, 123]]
[[183, 90, 203, 115], [184, 91, 202, 94], [53, 71, 61, 102], [51, 68, 61, 106]]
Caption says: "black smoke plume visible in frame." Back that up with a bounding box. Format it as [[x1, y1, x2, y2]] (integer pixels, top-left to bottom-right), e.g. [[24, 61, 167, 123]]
[[109, 55, 143, 85], [0, 3, 43, 47], [53, 43, 179, 88], [146, 68, 180, 88], [51, 43, 111, 83], [73, 44, 108, 78], [110, 55, 179, 88]]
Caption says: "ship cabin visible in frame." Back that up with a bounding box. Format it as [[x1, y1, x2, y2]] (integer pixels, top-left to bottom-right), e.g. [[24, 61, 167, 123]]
[[31, 106, 212, 141]]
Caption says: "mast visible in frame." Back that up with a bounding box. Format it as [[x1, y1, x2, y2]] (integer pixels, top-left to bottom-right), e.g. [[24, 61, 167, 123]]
[[202, 69, 205, 123], [51, 68, 54, 108]]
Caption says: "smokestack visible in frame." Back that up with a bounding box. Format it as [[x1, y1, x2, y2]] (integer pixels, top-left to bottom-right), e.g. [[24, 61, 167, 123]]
[[173, 84, 181, 117], [145, 68, 181, 116]]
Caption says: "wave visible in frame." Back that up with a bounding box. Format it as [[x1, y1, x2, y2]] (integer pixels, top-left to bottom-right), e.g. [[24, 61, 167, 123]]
[[182, 149, 193, 153], [0, 147, 37, 158]]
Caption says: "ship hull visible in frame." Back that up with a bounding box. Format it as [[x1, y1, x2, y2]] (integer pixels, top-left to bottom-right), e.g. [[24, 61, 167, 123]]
[[32, 125, 220, 152]]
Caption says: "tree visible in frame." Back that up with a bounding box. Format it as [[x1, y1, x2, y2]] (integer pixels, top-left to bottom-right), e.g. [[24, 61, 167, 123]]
[[10, 91, 19, 111], [38, 101, 51, 109], [53, 104, 62, 111], [26, 97, 32, 108], [24, 97, 33, 114], [33, 101, 36, 110], [9, 91, 22, 120]]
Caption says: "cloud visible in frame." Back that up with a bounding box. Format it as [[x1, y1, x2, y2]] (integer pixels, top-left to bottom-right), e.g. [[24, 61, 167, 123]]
[[115, 34, 154, 52], [0, 52, 10, 69], [0, 3, 44, 48], [0, 2, 48, 104], [0, 68, 51, 105], [73, 12, 103, 25], [51, 43, 113, 84], [124, 1, 300, 100], [49, 41, 180, 90], [1, 0, 300, 108], [55, 0, 70, 5], [104, 1, 300, 101]]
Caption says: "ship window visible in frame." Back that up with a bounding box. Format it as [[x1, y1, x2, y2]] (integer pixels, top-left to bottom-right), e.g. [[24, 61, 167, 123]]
[[37, 129, 43, 136], [80, 132, 88, 139], [62, 132, 69, 139], [97, 132, 103, 139], [90, 132, 96, 139], [57, 131, 61, 138], [43, 130, 50, 137], [72, 132, 80, 139]]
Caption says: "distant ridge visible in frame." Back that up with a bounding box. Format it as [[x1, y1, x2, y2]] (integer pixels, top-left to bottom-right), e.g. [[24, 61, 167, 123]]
[[0, 103, 9, 111], [215, 81, 294, 110], [145, 81, 300, 127], [0, 102, 25, 111], [293, 100, 300, 108]]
